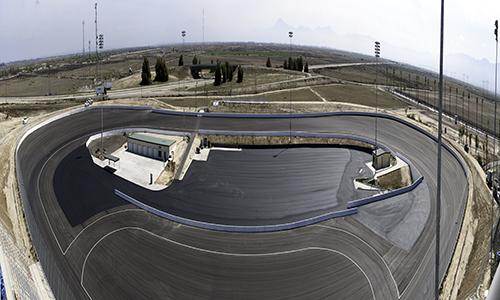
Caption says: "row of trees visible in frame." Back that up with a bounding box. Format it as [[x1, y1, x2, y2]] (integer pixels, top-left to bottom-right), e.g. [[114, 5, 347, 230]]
[[141, 56, 244, 86], [140, 57, 169, 86], [214, 61, 244, 86], [283, 56, 308, 72], [179, 55, 202, 66], [266, 56, 309, 72]]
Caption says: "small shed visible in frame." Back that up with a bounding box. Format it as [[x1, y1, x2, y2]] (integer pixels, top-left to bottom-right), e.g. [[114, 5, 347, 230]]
[[127, 133, 176, 162], [372, 148, 392, 170]]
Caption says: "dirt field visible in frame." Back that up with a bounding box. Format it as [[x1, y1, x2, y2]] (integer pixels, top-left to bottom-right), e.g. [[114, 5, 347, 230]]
[[186, 67, 306, 93], [0, 101, 84, 118], [314, 84, 407, 108], [0, 76, 93, 97]]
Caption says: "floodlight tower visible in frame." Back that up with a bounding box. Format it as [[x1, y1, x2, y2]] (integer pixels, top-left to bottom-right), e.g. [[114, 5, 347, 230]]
[[181, 30, 187, 50], [288, 31, 294, 143], [374, 41, 381, 149], [95, 2, 99, 85]]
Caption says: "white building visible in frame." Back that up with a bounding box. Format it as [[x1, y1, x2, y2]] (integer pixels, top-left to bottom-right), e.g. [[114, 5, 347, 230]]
[[127, 133, 176, 162]]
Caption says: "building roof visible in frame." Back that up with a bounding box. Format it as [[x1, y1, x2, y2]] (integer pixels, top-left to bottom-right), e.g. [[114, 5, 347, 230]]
[[373, 148, 390, 156], [128, 133, 176, 147]]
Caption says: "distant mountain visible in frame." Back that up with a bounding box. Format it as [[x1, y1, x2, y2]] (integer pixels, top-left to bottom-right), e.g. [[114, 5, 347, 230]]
[[267, 19, 497, 91], [445, 53, 495, 90]]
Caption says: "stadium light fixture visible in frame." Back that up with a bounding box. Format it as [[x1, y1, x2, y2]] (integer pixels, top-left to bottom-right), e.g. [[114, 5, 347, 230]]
[[182, 30, 187, 50]]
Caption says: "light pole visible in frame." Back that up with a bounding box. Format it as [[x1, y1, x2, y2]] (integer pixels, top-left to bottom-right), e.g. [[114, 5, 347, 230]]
[[289, 31, 293, 143], [494, 21, 499, 173], [82, 20, 85, 56], [95, 3, 99, 85], [436, 0, 445, 298], [181, 30, 187, 51], [180, 30, 186, 90], [492, 18, 499, 272], [374, 41, 381, 149]]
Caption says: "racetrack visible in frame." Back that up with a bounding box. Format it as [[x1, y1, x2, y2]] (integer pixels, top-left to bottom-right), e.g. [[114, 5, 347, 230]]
[[16, 107, 468, 299]]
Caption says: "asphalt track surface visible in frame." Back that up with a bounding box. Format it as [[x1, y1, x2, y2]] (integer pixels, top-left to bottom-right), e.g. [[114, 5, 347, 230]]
[[54, 145, 374, 226], [17, 107, 468, 300]]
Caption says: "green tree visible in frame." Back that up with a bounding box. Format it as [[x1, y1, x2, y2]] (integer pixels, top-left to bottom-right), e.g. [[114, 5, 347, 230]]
[[288, 57, 293, 71], [214, 62, 222, 86], [178, 55, 184, 66], [236, 66, 244, 83], [154, 57, 169, 82], [304, 62, 309, 73], [283, 59, 288, 69], [296, 56, 304, 72], [225, 61, 232, 82], [266, 57, 272, 68], [221, 62, 227, 83], [228, 64, 235, 82], [192, 55, 198, 65], [140, 57, 152, 86]]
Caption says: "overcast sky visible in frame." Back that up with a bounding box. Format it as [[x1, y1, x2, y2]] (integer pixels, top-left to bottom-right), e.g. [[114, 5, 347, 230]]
[[1, 0, 499, 69]]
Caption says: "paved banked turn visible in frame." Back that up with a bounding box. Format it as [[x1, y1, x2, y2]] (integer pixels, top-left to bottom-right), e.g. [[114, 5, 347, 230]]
[[16, 107, 468, 300]]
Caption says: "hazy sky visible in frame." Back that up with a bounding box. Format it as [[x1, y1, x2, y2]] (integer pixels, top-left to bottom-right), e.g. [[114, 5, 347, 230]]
[[1, 0, 499, 68]]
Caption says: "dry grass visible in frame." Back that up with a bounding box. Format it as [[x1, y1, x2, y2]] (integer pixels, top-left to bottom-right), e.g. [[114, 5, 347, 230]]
[[314, 84, 407, 108], [187, 67, 306, 93], [0, 76, 93, 97]]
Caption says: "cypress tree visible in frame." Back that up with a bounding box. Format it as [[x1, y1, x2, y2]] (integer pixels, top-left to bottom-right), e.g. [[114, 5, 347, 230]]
[[221, 63, 227, 83], [178, 55, 184, 66], [140, 57, 152, 86], [228, 64, 235, 82], [236, 66, 244, 83], [283, 59, 288, 69], [288, 57, 293, 71], [225, 61, 232, 82], [192, 55, 198, 65], [297, 56, 303, 72], [154, 57, 169, 82], [214, 62, 222, 86], [154, 57, 162, 82], [266, 57, 272, 68], [304, 62, 309, 73]]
